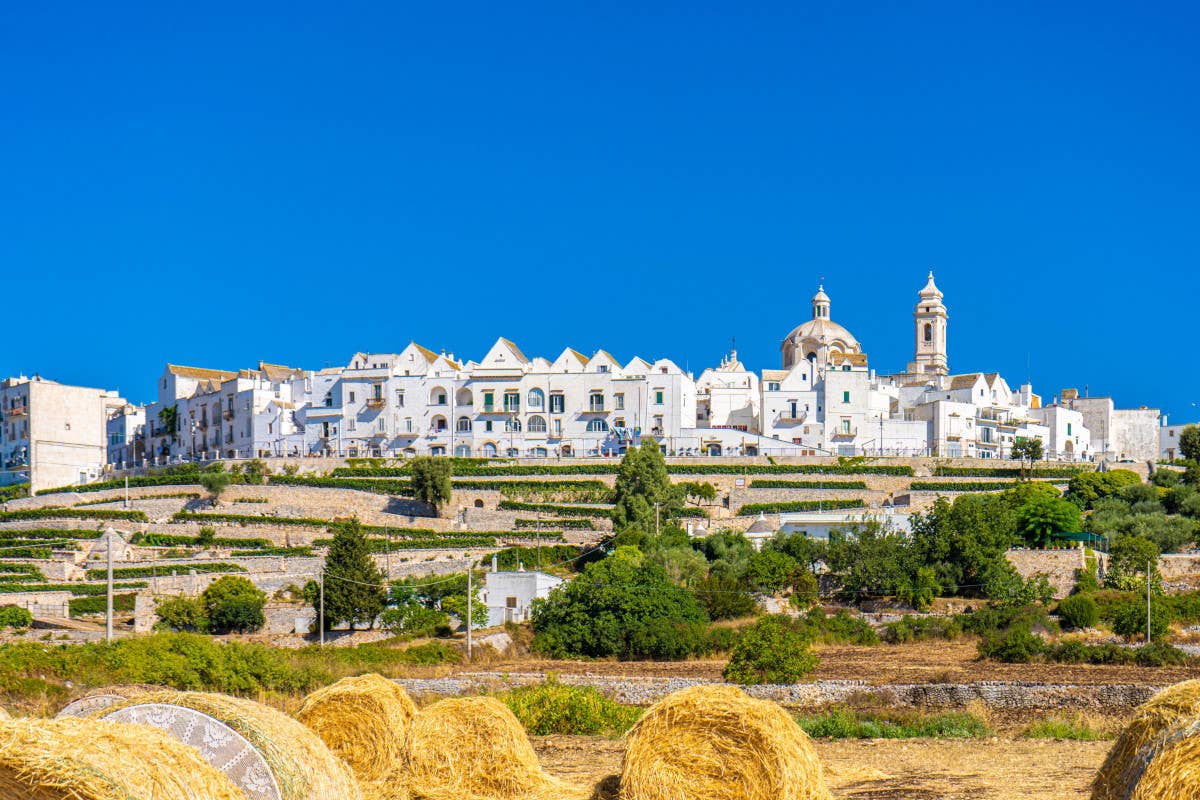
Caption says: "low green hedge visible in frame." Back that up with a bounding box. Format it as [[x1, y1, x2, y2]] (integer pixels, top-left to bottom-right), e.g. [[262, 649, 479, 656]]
[[0, 564, 46, 580], [0, 484, 30, 502], [133, 533, 273, 548], [269, 475, 415, 495], [332, 463, 917, 478], [173, 512, 331, 528], [497, 501, 614, 518], [0, 508, 148, 523], [0, 528, 103, 541], [230, 546, 315, 557], [909, 481, 1021, 492], [312, 536, 500, 552], [37, 474, 202, 496], [514, 517, 595, 531], [933, 466, 1087, 478], [747, 480, 869, 490], [70, 593, 137, 615], [0, 581, 148, 595], [737, 499, 866, 516], [85, 563, 246, 581]]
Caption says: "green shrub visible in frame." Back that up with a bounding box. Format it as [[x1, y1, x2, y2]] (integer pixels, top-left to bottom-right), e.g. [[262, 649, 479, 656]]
[[514, 517, 595, 531], [0, 508, 148, 523], [85, 563, 246, 581], [909, 481, 1022, 492], [798, 707, 991, 739], [497, 501, 614, 518], [0, 605, 33, 630], [503, 680, 643, 737], [977, 626, 1047, 663], [881, 615, 964, 644], [380, 604, 451, 638], [799, 608, 879, 645], [1022, 716, 1112, 740], [1112, 601, 1170, 641], [1057, 595, 1099, 630], [934, 466, 1086, 478], [69, 593, 136, 616], [202, 576, 266, 634], [723, 615, 820, 684]]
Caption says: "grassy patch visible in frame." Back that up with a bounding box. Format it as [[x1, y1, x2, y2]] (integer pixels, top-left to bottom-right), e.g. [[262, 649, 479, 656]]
[[1022, 715, 1114, 741], [797, 707, 991, 739], [502, 680, 643, 737]]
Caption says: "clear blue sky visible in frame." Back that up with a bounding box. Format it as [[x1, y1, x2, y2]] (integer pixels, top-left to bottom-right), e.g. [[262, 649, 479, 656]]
[[4, 2, 1197, 419]]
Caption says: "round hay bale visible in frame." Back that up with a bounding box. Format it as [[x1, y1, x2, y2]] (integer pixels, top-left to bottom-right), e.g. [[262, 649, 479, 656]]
[[620, 684, 830, 800], [1094, 680, 1200, 800], [56, 684, 166, 719], [401, 695, 590, 800], [1124, 720, 1200, 800], [296, 674, 418, 789], [0, 716, 246, 800], [103, 690, 361, 800]]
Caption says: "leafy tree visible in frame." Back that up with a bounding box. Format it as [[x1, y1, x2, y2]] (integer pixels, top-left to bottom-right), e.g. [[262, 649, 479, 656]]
[[202, 576, 266, 634], [1015, 497, 1082, 548], [198, 471, 232, 501], [1011, 437, 1044, 478], [824, 520, 912, 598], [381, 604, 450, 637], [647, 546, 709, 587], [409, 457, 453, 514], [695, 530, 754, 580], [611, 441, 682, 534], [1106, 535, 1161, 590], [531, 546, 709, 659], [155, 595, 207, 632], [1112, 600, 1169, 642], [790, 571, 819, 609], [157, 405, 179, 443], [1066, 470, 1141, 509], [1057, 594, 1099, 630], [677, 481, 717, 508], [390, 571, 486, 629], [693, 573, 758, 620], [896, 566, 942, 612], [745, 550, 798, 593], [765, 531, 828, 574], [723, 615, 819, 685], [318, 519, 387, 629], [1180, 425, 1200, 462]]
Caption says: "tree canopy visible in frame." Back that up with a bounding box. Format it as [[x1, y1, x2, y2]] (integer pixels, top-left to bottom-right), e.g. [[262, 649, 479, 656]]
[[409, 456, 453, 514], [318, 519, 387, 629]]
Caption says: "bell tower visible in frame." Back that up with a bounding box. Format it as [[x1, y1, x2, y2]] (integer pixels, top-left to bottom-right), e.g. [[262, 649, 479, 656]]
[[910, 271, 948, 376]]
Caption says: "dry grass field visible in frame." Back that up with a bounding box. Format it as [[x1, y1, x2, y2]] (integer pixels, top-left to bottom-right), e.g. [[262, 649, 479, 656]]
[[434, 639, 1200, 686], [534, 735, 1112, 800]]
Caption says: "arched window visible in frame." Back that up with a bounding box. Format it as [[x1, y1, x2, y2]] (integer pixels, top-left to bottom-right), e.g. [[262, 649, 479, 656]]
[[505, 418, 522, 432], [806, 352, 817, 363], [506, 447, 520, 458], [482, 442, 498, 457], [456, 388, 473, 407], [527, 415, 547, 433], [431, 415, 447, 432], [586, 419, 609, 432], [528, 388, 545, 410], [924, 323, 933, 343], [455, 444, 472, 457], [430, 387, 448, 405], [430, 446, 446, 456], [456, 416, 472, 432], [531, 447, 548, 458]]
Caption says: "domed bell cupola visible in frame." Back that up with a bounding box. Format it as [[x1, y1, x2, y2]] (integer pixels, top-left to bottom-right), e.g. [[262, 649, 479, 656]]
[[812, 285, 831, 320], [911, 271, 949, 376]]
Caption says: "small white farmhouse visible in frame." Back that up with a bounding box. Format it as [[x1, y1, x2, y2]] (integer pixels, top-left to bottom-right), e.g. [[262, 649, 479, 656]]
[[480, 556, 563, 628]]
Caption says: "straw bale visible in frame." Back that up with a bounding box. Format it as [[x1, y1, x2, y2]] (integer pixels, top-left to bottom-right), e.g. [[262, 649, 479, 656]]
[[297, 674, 417, 789], [400, 695, 590, 800], [0, 707, 9, 722], [620, 684, 830, 800], [103, 690, 361, 800], [0, 716, 246, 800], [1125, 720, 1200, 800], [55, 684, 166, 718], [1093, 679, 1200, 800]]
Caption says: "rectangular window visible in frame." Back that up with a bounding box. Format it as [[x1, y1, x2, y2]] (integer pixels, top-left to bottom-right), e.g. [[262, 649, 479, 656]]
[[842, 391, 850, 403], [1067, 423, 1073, 435], [485, 420, 493, 432], [615, 393, 625, 410], [348, 391, 356, 403], [654, 415, 663, 431], [552, 418, 562, 435], [768, 382, 780, 391], [654, 390, 664, 405], [483, 392, 495, 412], [503, 392, 520, 413], [396, 391, 405, 406], [589, 393, 605, 412], [405, 418, 413, 432], [373, 384, 382, 400], [549, 394, 564, 413]]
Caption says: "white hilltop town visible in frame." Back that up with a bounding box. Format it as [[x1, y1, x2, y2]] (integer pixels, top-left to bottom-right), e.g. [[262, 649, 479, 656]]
[[1, 272, 1181, 495]]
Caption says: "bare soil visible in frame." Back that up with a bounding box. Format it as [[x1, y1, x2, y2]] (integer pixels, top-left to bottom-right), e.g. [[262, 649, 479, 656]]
[[429, 640, 1200, 686], [533, 735, 1112, 800]]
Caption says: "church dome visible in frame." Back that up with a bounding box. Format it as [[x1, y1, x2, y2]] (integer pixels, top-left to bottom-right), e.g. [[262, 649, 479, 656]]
[[919, 271, 943, 301], [781, 283, 862, 369], [782, 318, 860, 351]]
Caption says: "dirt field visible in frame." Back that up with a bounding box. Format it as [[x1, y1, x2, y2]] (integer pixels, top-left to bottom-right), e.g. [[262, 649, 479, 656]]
[[442, 640, 1200, 686], [534, 735, 1112, 800]]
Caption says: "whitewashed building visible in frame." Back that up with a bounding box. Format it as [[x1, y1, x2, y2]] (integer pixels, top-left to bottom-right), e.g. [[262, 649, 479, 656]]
[[106, 404, 146, 467], [481, 559, 564, 627], [0, 375, 128, 492]]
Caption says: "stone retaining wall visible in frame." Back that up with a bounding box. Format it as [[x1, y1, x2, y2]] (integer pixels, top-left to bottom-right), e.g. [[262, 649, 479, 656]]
[[393, 672, 1158, 710]]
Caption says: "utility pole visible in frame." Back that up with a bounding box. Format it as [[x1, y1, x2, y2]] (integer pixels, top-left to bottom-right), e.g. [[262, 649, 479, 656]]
[[319, 573, 325, 647], [105, 529, 114, 643], [1147, 560, 1153, 644], [535, 515, 541, 572], [466, 561, 474, 661], [124, 475, 130, 510]]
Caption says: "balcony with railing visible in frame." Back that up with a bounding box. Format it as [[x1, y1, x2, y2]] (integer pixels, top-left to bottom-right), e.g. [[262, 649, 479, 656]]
[[831, 427, 858, 439], [366, 397, 386, 410], [5, 405, 28, 418]]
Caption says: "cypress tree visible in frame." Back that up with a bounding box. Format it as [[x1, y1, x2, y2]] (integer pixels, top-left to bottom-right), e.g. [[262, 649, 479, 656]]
[[318, 519, 387, 629]]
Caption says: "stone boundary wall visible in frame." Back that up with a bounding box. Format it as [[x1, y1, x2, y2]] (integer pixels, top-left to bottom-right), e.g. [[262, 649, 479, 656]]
[[1005, 547, 1109, 599], [393, 672, 1158, 711]]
